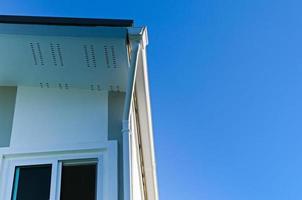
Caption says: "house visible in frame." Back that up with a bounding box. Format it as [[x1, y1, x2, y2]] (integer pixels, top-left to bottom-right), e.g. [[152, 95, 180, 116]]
[[0, 15, 158, 200]]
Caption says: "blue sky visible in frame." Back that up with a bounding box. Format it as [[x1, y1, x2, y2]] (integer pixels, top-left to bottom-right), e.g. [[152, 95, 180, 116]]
[[2, 0, 302, 199]]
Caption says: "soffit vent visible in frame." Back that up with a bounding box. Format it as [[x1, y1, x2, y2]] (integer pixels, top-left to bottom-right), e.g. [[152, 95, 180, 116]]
[[111, 45, 117, 68], [30, 42, 45, 66], [83, 44, 97, 68], [0, 30, 129, 91], [37, 42, 44, 66], [104, 45, 119, 68], [50, 43, 64, 67]]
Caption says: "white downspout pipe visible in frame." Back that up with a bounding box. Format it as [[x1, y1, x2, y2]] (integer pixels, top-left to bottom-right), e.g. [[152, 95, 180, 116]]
[[122, 37, 141, 200]]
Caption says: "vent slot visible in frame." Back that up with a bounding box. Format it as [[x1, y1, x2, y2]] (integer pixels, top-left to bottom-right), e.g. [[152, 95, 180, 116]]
[[64, 83, 69, 90], [50, 43, 64, 67], [109, 85, 120, 92], [90, 45, 97, 68], [104, 45, 118, 68], [83, 45, 97, 68], [30, 43, 38, 65], [104, 45, 110, 68], [50, 43, 57, 66], [97, 84, 101, 91], [111, 46, 117, 68], [29, 42, 44, 66], [58, 83, 70, 90], [90, 84, 95, 91], [90, 84, 102, 91], [84, 45, 90, 68], [57, 44, 64, 66], [39, 83, 50, 88], [36, 42, 44, 66]]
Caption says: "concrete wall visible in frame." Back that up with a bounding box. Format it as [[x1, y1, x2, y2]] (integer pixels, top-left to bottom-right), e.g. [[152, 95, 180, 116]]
[[0, 86, 16, 148], [108, 91, 125, 200], [10, 86, 108, 151], [0, 86, 122, 200]]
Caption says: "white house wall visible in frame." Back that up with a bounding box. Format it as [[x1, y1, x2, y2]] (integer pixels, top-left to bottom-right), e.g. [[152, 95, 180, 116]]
[[10, 86, 108, 151], [108, 91, 126, 200], [0, 86, 16, 147]]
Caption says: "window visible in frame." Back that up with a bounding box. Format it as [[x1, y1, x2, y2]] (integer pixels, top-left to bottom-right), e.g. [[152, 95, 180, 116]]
[[1, 144, 117, 200], [9, 157, 101, 200], [60, 161, 97, 200], [11, 165, 52, 200]]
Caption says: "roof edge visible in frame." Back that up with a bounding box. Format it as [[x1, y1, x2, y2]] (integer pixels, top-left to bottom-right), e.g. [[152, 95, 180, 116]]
[[0, 15, 134, 27]]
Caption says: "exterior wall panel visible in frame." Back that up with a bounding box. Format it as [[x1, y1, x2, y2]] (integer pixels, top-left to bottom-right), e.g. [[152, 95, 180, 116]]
[[108, 91, 125, 200], [10, 86, 108, 151], [0, 86, 16, 147]]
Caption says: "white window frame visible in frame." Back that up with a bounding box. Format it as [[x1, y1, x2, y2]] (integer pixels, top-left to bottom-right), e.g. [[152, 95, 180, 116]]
[[8, 157, 59, 200], [1, 144, 117, 200]]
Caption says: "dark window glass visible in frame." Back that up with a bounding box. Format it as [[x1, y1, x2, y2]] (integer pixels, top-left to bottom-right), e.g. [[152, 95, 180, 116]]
[[60, 163, 97, 200], [11, 165, 52, 200]]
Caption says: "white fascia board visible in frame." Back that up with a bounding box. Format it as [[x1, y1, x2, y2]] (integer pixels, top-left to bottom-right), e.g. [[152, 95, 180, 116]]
[[122, 26, 148, 121], [127, 27, 148, 48], [135, 46, 159, 200], [123, 27, 159, 200]]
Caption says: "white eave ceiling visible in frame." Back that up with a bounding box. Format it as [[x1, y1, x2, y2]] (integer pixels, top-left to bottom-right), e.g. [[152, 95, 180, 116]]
[[0, 23, 130, 91]]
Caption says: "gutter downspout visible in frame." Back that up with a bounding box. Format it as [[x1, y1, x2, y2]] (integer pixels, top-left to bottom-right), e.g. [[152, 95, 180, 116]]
[[122, 31, 142, 200]]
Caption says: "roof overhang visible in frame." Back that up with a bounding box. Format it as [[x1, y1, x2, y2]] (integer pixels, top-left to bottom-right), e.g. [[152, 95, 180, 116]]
[[0, 15, 158, 199], [0, 15, 133, 91], [0, 15, 133, 27]]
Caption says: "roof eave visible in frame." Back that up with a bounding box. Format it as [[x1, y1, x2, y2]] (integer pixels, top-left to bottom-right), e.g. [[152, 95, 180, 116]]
[[0, 15, 134, 27]]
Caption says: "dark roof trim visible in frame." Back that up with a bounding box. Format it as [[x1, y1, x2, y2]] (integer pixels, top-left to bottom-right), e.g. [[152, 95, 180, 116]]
[[0, 15, 134, 27]]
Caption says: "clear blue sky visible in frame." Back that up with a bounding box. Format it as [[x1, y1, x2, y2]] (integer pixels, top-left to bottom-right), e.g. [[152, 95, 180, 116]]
[[2, 0, 302, 199]]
